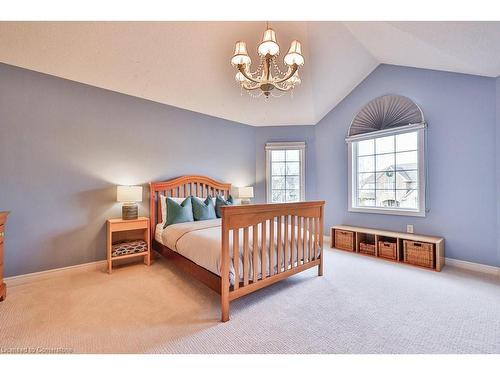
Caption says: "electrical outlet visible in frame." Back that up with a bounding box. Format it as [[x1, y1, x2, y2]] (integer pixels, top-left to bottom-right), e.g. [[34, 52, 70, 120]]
[[406, 224, 414, 234]]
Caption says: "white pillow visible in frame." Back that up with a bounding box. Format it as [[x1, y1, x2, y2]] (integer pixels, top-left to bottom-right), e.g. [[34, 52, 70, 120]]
[[160, 195, 187, 224]]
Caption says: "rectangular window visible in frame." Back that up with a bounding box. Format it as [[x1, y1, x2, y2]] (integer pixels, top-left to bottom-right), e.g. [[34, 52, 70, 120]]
[[348, 125, 426, 216], [266, 142, 305, 203]]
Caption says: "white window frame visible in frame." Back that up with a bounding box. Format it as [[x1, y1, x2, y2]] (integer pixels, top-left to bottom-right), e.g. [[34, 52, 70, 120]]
[[265, 142, 306, 203], [347, 123, 427, 217]]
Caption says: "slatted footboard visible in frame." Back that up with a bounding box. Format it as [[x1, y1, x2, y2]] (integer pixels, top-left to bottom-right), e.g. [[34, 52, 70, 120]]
[[220, 201, 325, 322]]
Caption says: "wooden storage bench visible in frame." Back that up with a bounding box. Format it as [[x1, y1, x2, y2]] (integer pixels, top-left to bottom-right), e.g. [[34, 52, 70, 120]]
[[330, 225, 445, 271]]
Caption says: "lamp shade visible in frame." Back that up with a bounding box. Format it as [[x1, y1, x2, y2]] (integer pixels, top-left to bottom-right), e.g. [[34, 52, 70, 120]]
[[117, 186, 143, 203], [284, 40, 304, 66], [258, 28, 280, 56], [231, 41, 251, 66], [236, 186, 254, 199]]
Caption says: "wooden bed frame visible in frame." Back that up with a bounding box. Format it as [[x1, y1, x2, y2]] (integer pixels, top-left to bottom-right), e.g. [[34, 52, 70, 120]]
[[150, 175, 325, 322]]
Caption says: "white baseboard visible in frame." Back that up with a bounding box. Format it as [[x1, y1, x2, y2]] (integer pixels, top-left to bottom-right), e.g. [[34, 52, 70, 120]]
[[5, 260, 107, 287], [445, 258, 500, 277], [325, 234, 499, 277]]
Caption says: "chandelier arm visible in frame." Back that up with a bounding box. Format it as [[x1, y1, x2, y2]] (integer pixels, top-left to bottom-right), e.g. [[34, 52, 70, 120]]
[[247, 60, 264, 80], [273, 84, 294, 92], [273, 64, 298, 84], [237, 65, 261, 84], [242, 83, 261, 91]]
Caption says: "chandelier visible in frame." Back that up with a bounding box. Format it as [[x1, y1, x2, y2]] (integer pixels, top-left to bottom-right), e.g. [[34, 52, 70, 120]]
[[230, 26, 304, 98]]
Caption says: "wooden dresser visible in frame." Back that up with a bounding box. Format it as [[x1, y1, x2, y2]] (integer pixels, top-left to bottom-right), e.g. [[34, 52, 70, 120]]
[[0, 211, 9, 301]]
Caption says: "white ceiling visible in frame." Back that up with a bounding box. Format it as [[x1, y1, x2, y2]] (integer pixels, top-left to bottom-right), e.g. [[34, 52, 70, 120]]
[[1, 21, 499, 126], [344, 22, 500, 78]]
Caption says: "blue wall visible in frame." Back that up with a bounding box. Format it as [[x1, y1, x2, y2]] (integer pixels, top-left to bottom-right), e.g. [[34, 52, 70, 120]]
[[0, 63, 256, 276], [256, 65, 499, 266], [2, 62, 499, 275], [313, 64, 498, 266]]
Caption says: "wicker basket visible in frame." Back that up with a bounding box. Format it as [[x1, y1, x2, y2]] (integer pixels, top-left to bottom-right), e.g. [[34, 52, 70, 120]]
[[334, 229, 354, 251], [378, 241, 397, 260], [359, 242, 376, 256], [403, 240, 434, 268]]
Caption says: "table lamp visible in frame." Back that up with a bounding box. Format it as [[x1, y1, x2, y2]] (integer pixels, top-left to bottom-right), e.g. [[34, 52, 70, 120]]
[[117, 185, 142, 220], [236, 186, 254, 205]]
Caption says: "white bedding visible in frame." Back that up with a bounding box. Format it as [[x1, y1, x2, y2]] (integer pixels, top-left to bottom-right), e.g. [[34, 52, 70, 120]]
[[155, 219, 318, 284]]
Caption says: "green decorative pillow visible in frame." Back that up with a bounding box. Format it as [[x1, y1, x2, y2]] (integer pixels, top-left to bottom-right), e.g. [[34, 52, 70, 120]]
[[192, 196, 216, 221], [215, 195, 234, 218], [164, 197, 194, 227]]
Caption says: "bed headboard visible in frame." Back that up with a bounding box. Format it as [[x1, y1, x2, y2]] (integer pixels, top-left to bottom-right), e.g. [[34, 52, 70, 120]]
[[149, 175, 231, 236]]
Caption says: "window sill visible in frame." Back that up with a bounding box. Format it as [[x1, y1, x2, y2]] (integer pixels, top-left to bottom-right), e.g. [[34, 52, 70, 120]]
[[348, 206, 426, 217]]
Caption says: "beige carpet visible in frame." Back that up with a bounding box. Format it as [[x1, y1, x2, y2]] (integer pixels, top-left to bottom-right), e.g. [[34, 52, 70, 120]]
[[1, 247, 499, 354]]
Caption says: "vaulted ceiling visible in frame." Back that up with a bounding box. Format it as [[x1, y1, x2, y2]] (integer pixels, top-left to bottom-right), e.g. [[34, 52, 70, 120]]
[[1, 21, 500, 126]]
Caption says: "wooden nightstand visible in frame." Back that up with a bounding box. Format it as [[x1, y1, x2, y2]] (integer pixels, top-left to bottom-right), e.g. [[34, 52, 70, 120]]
[[106, 217, 151, 274]]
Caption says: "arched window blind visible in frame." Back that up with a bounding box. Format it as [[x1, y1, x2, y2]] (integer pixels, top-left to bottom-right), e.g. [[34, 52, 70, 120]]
[[348, 95, 425, 138]]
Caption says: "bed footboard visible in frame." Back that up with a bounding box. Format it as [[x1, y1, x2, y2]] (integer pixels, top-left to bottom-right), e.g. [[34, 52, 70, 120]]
[[220, 201, 325, 322]]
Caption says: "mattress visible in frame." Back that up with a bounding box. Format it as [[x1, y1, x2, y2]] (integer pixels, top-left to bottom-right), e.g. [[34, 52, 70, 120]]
[[155, 219, 318, 285]]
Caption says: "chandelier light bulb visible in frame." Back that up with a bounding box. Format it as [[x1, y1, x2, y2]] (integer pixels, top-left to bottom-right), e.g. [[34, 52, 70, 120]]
[[284, 40, 304, 66], [231, 41, 251, 66], [258, 28, 280, 56]]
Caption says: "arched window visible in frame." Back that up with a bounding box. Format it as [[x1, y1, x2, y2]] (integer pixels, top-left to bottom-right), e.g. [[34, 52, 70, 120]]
[[346, 95, 427, 217]]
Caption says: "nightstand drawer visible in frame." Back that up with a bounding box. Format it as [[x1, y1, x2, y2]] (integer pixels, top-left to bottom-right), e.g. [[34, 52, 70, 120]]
[[110, 220, 148, 232]]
